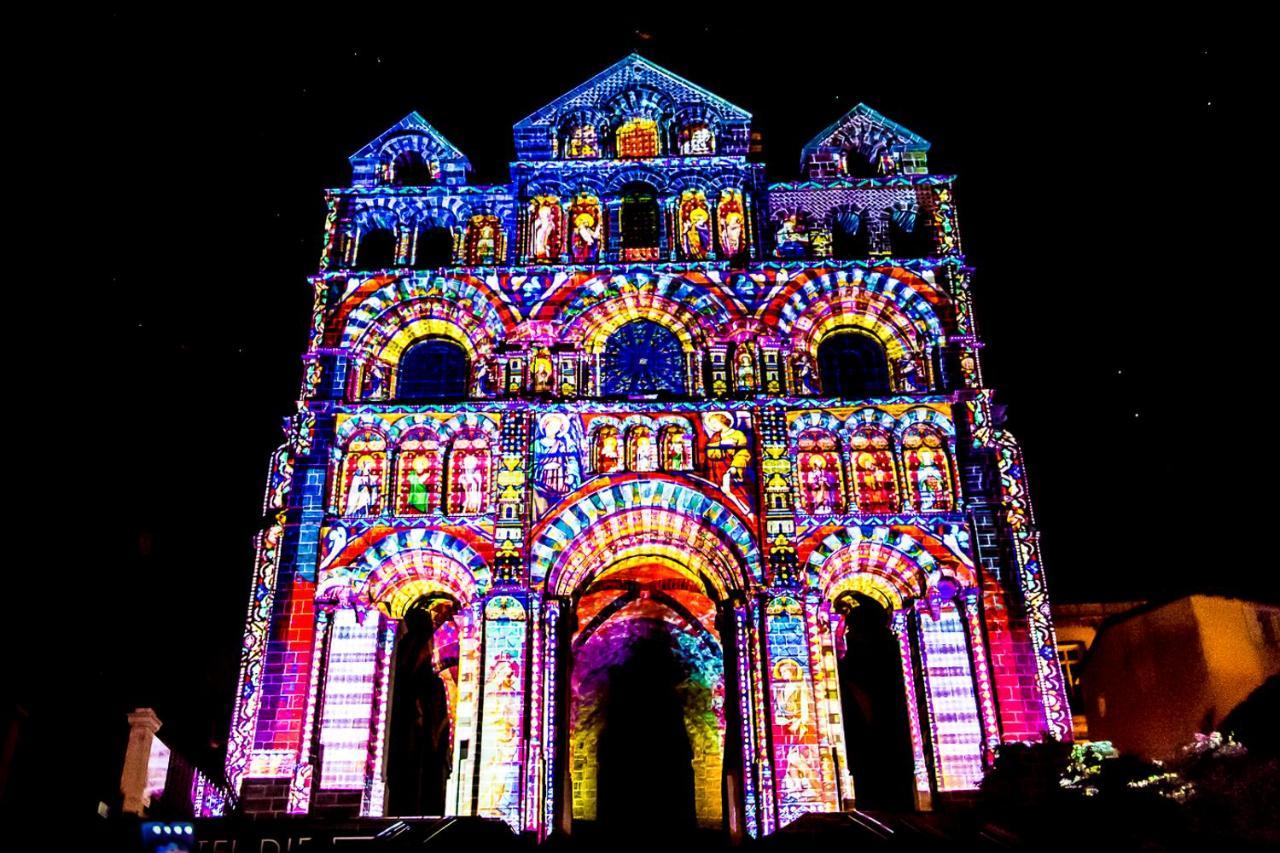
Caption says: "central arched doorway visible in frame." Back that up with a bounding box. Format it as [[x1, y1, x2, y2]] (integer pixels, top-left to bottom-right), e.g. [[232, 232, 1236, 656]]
[[835, 592, 915, 811], [386, 594, 459, 816], [569, 558, 720, 838], [535, 480, 762, 840]]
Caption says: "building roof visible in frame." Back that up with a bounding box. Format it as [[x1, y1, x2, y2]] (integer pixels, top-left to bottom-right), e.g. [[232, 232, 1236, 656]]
[[514, 53, 751, 129]]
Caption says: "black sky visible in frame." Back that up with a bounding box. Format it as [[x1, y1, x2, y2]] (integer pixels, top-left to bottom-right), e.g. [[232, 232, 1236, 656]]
[[10, 11, 1240, 821]]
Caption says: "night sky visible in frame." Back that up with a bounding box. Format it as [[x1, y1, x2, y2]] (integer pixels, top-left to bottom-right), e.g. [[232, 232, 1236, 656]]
[[10, 12, 1238, 820]]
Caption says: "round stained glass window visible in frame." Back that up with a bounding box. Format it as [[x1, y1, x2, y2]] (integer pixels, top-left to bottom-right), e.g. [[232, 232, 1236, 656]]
[[601, 320, 686, 396]]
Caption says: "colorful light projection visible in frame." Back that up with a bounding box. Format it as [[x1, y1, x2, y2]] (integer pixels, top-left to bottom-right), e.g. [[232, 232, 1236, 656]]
[[765, 595, 828, 826], [476, 596, 527, 827], [317, 609, 383, 790], [569, 194, 604, 263], [915, 602, 985, 791], [228, 54, 1069, 839], [902, 424, 953, 512], [615, 118, 660, 158], [795, 428, 845, 515], [849, 427, 900, 513]]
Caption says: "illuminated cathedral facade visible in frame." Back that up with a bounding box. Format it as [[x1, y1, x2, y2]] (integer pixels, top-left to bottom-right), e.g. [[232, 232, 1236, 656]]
[[220, 55, 1071, 838]]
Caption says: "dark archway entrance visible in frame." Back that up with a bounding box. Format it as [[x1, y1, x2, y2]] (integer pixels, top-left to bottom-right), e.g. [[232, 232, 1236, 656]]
[[837, 594, 916, 811], [594, 626, 698, 835], [386, 596, 455, 816]]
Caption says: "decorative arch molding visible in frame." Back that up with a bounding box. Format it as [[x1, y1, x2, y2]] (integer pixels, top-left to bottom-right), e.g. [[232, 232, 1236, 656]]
[[353, 204, 400, 233], [359, 307, 490, 373], [603, 85, 676, 123], [384, 413, 445, 445], [792, 290, 931, 365], [551, 271, 737, 335], [787, 411, 846, 445], [402, 196, 471, 231], [341, 274, 519, 351], [559, 524, 742, 604], [334, 414, 393, 447], [531, 476, 762, 594], [567, 293, 709, 354], [378, 129, 455, 168], [763, 268, 948, 346], [320, 527, 492, 612], [436, 411, 501, 443], [894, 406, 957, 440], [804, 524, 975, 601], [842, 407, 899, 439], [603, 165, 670, 195]]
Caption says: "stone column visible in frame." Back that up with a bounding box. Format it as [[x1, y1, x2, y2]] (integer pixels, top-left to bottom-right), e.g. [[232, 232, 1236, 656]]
[[120, 708, 163, 816], [891, 610, 934, 811]]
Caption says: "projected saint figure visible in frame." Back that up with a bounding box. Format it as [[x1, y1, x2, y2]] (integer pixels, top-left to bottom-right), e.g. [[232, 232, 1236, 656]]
[[530, 197, 562, 261], [801, 454, 839, 515], [703, 411, 753, 515], [532, 413, 583, 518], [344, 456, 381, 516], [405, 454, 437, 514], [571, 209, 602, 262]]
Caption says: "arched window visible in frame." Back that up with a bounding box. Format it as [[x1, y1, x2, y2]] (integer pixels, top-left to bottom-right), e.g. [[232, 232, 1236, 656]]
[[446, 431, 492, 515], [569, 194, 604, 263], [902, 425, 953, 512], [817, 332, 890, 399], [564, 124, 600, 159], [397, 338, 469, 401], [659, 424, 694, 471], [796, 429, 845, 514], [831, 209, 871, 259], [677, 123, 715, 155], [626, 425, 658, 472], [677, 190, 712, 260], [391, 150, 435, 186], [464, 215, 503, 265], [335, 429, 387, 516], [413, 224, 454, 268], [717, 189, 748, 261], [849, 428, 899, 513], [394, 427, 443, 515], [528, 196, 563, 262], [357, 228, 397, 269], [591, 426, 622, 474], [619, 183, 660, 262], [887, 202, 932, 258], [601, 320, 686, 397], [615, 118, 660, 158]]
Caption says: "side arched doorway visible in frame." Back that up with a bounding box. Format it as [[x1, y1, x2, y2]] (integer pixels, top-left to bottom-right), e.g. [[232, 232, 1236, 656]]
[[834, 592, 915, 811], [386, 594, 458, 816]]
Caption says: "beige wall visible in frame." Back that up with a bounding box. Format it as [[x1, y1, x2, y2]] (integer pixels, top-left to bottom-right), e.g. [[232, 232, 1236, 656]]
[[1081, 596, 1280, 759]]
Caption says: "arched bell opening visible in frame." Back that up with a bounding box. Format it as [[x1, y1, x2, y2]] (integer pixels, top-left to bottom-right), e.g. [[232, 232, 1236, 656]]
[[833, 591, 916, 811], [385, 594, 460, 817]]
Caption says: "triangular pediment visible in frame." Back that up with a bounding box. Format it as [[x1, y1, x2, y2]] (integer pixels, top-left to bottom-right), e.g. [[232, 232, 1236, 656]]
[[349, 112, 471, 187], [516, 53, 750, 129], [512, 54, 752, 159], [350, 111, 469, 165], [801, 104, 930, 177]]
